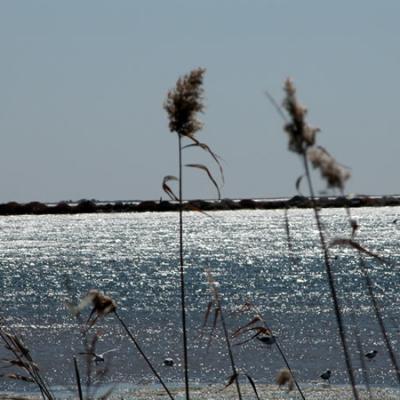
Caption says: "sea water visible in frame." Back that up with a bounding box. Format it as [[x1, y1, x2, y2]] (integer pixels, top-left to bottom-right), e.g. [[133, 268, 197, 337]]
[[0, 207, 399, 393]]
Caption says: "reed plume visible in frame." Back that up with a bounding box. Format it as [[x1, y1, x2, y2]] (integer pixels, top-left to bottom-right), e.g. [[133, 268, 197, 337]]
[[164, 68, 205, 139], [282, 78, 320, 154]]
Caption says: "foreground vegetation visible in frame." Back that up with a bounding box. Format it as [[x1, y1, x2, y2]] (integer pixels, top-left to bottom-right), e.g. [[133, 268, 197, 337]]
[[1, 70, 399, 400]]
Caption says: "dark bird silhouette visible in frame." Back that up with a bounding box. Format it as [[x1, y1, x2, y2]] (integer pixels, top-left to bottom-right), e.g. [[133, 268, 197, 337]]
[[79, 348, 119, 365], [365, 350, 378, 360], [257, 335, 276, 345], [320, 369, 331, 383], [163, 358, 174, 367]]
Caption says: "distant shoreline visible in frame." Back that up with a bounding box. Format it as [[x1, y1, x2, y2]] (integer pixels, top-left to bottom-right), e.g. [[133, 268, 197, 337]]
[[0, 195, 399, 216]]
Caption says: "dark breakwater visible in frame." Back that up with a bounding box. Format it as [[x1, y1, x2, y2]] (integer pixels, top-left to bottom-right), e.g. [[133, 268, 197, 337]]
[[1, 195, 400, 216]]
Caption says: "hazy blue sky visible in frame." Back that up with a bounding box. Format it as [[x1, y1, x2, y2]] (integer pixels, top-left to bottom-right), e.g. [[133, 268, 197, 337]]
[[1, 1, 399, 203]]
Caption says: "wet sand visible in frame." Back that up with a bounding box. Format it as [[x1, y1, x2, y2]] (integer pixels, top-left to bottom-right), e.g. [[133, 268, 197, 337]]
[[2, 384, 400, 400]]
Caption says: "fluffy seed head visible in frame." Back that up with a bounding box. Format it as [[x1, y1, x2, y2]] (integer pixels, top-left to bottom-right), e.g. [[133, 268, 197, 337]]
[[282, 78, 320, 154], [87, 289, 117, 316], [164, 68, 206, 138], [307, 146, 351, 189], [276, 368, 294, 391]]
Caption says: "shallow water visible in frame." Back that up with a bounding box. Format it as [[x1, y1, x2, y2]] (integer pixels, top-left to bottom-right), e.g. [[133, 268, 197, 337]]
[[0, 208, 399, 392]]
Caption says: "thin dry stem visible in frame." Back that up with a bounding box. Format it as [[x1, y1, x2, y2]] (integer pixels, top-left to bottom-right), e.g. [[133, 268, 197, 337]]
[[205, 271, 243, 400]]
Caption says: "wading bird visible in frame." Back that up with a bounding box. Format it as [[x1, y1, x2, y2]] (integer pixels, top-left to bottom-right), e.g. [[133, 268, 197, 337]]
[[365, 350, 378, 360], [163, 358, 174, 367], [320, 369, 331, 384], [79, 348, 119, 365], [257, 334, 276, 345]]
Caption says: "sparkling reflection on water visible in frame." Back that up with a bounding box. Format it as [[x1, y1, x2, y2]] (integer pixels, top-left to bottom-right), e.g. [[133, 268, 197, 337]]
[[0, 208, 399, 391]]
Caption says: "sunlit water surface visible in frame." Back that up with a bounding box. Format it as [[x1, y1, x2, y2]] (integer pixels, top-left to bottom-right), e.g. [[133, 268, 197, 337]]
[[0, 208, 400, 393]]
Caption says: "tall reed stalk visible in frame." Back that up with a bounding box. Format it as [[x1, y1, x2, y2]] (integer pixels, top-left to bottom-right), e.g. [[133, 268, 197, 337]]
[[164, 68, 222, 400], [164, 69, 205, 400], [177, 132, 189, 398]]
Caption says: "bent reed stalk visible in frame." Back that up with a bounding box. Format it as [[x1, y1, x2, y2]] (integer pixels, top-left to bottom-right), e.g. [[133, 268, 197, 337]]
[[274, 78, 360, 400], [302, 154, 359, 400]]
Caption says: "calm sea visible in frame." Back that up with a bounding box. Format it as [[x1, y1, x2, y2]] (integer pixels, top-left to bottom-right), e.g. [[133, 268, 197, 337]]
[[0, 208, 399, 393]]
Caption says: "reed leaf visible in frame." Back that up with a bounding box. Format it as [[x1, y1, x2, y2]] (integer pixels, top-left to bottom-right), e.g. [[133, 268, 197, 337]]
[[201, 301, 214, 331], [330, 238, 386, 263], [244, 374, 261, 400], [232, 316, 263, 338], [162, 175, 179, 201], [295, 174, 304, 195], [223, 372, 239, 389], [183, 139, 225, 184], [233, 331, 261, 347], [185, 164, 221, 199], [2, 373, 35, 383]]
